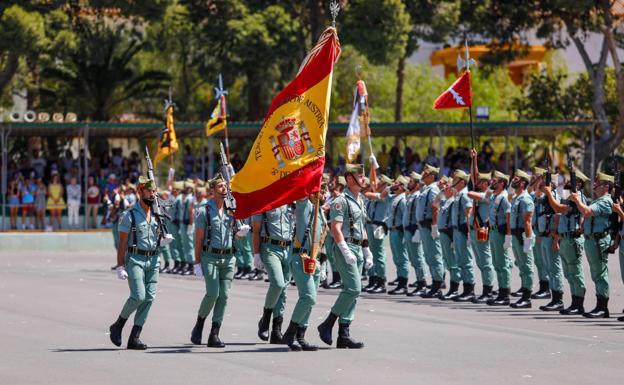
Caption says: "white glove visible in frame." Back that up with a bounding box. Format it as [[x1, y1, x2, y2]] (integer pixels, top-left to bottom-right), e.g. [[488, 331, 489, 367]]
[[193, 262, 203, 277], [373, 225, 385, 239], [161, 233, 174, 245], [369, 155, 379, 170], [320, 261, 327, 281], [253, 253, 264, 270], [431, 225, 439, 239], [522, 234, 532, 253], [337, 240, 357, 265], [186, 225, 194, 235], [363, 247, 373, 270], [116, 266, 128, 280], [412, 229, 422, 242], [167, 167, 175, 181], [236, 224, 251, 237], [504, 235, 512, 249]]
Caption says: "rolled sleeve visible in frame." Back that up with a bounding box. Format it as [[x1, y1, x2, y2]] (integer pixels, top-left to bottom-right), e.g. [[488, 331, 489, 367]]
[[118, 210, 132, 234], [330, 198, 345, 223]]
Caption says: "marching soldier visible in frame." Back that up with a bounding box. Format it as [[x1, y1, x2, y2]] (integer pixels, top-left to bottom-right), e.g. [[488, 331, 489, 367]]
[[436, 176, 461, 300], [157, 188, 174, 273], [234, 217, 254, 279], [416, 165, 446, 298], [317, 164, 372, 349], [387, 176, 410, 295], [486, 171, 514, 306], [570, 172, 614, 318], [404, 172, 429, 296], [323, 176, 347, 289], [509, 170, 535, 309], [109, 176, 161, 350], [283, 193, 328, 351], [190, 175, 244, 348], [535, 171, 565, 311], [450, 170, 476, 302], [168, 181, 185, 274], [611, 193, 624, 321], [466, 150, 497, 303], [528, 168, 551, 300], [362, 174, 392, 294], [179, 180, 196, 275], [253, 203, 295, 344], [541, 169, 589, 315]]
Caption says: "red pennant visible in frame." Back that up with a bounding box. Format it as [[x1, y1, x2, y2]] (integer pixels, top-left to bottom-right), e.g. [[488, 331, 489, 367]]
[[433, 71, 472, 109]]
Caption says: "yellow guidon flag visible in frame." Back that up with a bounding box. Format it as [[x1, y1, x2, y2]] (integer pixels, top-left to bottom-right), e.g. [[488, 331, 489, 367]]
[[205, 94, 227, 137], [154, 102, 179, 165], [231, 27, 341, 219]]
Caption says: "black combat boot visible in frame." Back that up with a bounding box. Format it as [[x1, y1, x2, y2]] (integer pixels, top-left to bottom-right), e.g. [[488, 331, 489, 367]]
[[472, 285, 494, 304], [270, 316, 285, 344], [388, 277, 399, 286], [531, 280, 551, 299], [248, 268, 264, 281], [182, 262, 193, 276], [407, 280, 428, 297], [388, 277, 408, 295], [109, 316, 127, 347], [127, 325, 147, 350], [560, 295, 585, 315], [510, 288, 532, 309], [297, 327, 318, 351], [510, 287, 523, 297], [454, 282, 476, 302], [487, 288, 510, 306], [317, 312, 338, 345], [440, 281, 461, 301], [421, 280, 443, 298], [363, 276, 377, 292], [234, 266, 243, 279], [283, 321, 301, 351], [370, 278, 387, 294], [540, 290, 564, 311], [170, 260, 181, 274], [583, 295, 610, 318], [239, 266, 252, 280], [207, 322, 225, 348], [328, 272, 342, 289], [618, 309, 624, 322], [159, 261, 171, 273], [190, 315, 206, 345], [336, 323, 364, 349], [257, 307, 272, 341]]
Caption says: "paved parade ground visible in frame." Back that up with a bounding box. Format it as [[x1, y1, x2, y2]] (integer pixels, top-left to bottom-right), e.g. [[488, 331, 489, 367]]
[[2, 247, 624, 385]]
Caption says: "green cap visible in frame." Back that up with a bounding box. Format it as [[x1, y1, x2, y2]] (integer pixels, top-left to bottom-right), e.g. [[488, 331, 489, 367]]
[[380, 174, 394, 185], [597, 171, 614, 183], [575, 168, 589, 183], [138, 175, 155, 190], [344, 163, 364, 175], [410, 171, 422, 181], [423, 164, 440, 174], [453, 169, 470, 182], [337, 176, 347, 187], [209, 173, 226, 188], [514, 169, 531, 183], [493, 170, 509, 182], [172, 181, 184, 190]]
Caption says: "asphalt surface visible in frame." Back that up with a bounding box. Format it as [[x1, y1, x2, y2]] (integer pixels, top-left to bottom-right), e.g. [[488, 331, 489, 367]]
[[1, 247, 624, 385]]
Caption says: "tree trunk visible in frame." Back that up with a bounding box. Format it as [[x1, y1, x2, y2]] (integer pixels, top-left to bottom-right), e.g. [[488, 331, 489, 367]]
[[395, 55, 406, 122], [247, 70, 263, 120], [0, 52, 19, 94]]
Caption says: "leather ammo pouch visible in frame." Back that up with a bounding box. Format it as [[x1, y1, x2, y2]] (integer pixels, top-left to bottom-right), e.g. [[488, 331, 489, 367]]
[[301, 253, 317, 274], [458, 223, 469, 235], [419, 219, 432, 229], [405, 224, 418, 233], [477, 226, 488, 242], [497, 225, 506, 234], [440, 227, 453, 238]]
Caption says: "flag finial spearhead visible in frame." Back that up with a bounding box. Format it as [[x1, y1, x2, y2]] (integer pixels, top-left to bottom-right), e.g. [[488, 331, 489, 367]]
[[330, 0, 340, 28], [214, 73, 228, 99]]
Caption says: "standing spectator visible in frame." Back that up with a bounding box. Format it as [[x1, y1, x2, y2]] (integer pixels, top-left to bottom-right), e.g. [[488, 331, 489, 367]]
[[389, 145, 404, 176], [30, 150, 47, 179], [105, 174, 119, 200], [66, 177, 82, 228], [86, 176, 101, 228], [61, 149, 75, 174], [34, 177, 47, 230], [183, 145, 195, 177], [47, 171, 66, 230], [407, 152, 422, 173], [8, 176, 20, 229], [377, 144, 390, 172], [20, 175, 36, 229], [424, 147, 439, 167]]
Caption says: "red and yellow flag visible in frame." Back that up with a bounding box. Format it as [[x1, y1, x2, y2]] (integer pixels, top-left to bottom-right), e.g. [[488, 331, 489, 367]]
[[231, 27, 341, 219], [154, 104, 179, 165], [205, 94, 227, 137]]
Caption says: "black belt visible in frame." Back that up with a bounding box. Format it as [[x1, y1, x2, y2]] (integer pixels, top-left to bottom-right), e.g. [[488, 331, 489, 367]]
[[559, 231, 581, 239], [586, 232, 607, 240], [261, 236, 292, 247], [390, 225, 404, 232], [127, 247, 157, 256], [418, 219, 432, 228], [293, 247, 306, 254], [202, 246, 235, 255], [345, 238, 364, 246]]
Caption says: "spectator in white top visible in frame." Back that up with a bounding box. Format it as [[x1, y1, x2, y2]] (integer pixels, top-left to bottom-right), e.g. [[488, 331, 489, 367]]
[[66, 177, 82, 228], [30, 150, 47, 179]]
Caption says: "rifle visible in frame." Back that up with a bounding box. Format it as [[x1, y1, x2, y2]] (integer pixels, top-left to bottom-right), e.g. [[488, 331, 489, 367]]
[[219, 141, 237, 213], [566, 148, 578, 214], [608, 155, 621, 252], [543, 152, 554, 215], [145, 146, 173, 244]]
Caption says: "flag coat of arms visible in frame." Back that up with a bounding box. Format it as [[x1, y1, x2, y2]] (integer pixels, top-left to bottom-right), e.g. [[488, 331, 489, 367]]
[[346, 80, 368, 163], [206, 95, 227, 137], [154, 104, 179, 165], [231, 27, 341, 219], [433, 70, 472, 109]]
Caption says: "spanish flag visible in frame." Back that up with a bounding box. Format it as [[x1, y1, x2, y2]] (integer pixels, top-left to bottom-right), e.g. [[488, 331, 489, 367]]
[[231, 27, 341, 219], [154, 104, 179, 165], [205, 95, 227, 137]]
